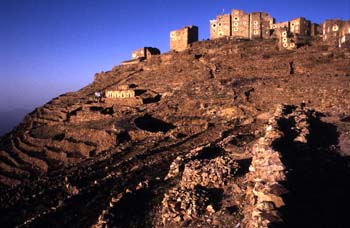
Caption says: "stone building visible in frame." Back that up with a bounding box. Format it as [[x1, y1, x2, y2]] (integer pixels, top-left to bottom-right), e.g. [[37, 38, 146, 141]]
[[271, 21, 289, 30], [289, 17, 311, 36], [249, 12, 274, 39], [170, 25, 199, 51], [210, 14, 232, 39], [231, 9, 250, 39], [210, 9, 274, 40], [339, 21, 350, 47], [132, 47, 160, 60], [105, 85, 135, 99], [277, 27, 297, 50], [105, 90, 135, 99], [310, 23, 320, 36], [322, 19, 350, 47]]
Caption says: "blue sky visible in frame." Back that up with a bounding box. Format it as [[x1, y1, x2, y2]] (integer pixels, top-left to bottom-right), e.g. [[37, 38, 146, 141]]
[[0, 0, 349, 112]]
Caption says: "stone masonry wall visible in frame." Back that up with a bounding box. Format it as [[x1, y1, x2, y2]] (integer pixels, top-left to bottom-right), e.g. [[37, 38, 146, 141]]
[[210, 14, 232, 39], [170, 26, 198, 51]]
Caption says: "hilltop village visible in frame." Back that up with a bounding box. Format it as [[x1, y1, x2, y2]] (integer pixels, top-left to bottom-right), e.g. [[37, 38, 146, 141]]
[[1, 6, 350, 228], [100, 8, 350, 102]]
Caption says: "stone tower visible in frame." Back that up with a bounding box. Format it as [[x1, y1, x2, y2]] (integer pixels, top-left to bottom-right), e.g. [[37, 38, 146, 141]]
[[249, 12, 274, 39], [231, 9, 250, 39], [170, 25, 199, 51], [290, 17, 311, 36]]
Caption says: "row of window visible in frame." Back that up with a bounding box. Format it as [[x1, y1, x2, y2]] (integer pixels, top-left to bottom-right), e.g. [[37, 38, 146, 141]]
[[106, 91, 135, 98]]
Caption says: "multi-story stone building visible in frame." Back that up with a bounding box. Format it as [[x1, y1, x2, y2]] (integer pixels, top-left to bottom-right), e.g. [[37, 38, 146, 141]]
[[289, 17, 311, 36], [322, 19, 350, 47], [210, 14, 231, 39], [171, 8, 349, 52], [231, 9, 250, 39], [339, 21, 350, 47], [170, 25, 198, 51], [210, 9, 274, 40]]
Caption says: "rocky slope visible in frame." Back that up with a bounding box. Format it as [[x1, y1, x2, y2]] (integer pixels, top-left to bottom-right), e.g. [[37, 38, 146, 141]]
[[1, 37, 350, 227]]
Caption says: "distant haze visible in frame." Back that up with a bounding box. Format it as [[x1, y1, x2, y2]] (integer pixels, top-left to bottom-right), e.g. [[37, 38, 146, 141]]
[[0, 108, 31, 136]]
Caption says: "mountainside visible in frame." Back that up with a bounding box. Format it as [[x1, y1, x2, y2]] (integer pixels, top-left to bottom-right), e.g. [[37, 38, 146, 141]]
[[1, 37, 350, 227]]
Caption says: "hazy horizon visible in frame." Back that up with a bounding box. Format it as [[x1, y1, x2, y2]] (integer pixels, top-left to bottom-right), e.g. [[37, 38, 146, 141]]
[[1, 0, 349, 114]]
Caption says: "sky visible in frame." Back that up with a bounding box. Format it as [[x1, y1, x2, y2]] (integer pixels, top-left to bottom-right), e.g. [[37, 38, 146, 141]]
[[0, 0, 349, 113]]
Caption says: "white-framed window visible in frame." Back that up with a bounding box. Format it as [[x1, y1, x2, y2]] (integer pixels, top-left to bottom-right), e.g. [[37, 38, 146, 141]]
[[234, 27, 238, 32], [254, 21, 258, 25], [254, 30, 259, 35], [332, 24, 339, 31], [234, 22, 238, 26], [233, 17, 239, 21]]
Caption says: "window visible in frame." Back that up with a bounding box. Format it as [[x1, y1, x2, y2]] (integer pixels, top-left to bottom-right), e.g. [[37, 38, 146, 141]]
[[234, 22, 238, 26], [218, 23, 222, 26], [332, 25, 339, 31], [254, 21, 258, 25], [254, 30, 259, 35], [282, 37, 287, 42], [234, 27, 238, 32], [234, 17, 239, 21], [212, 23, 216, 28]]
